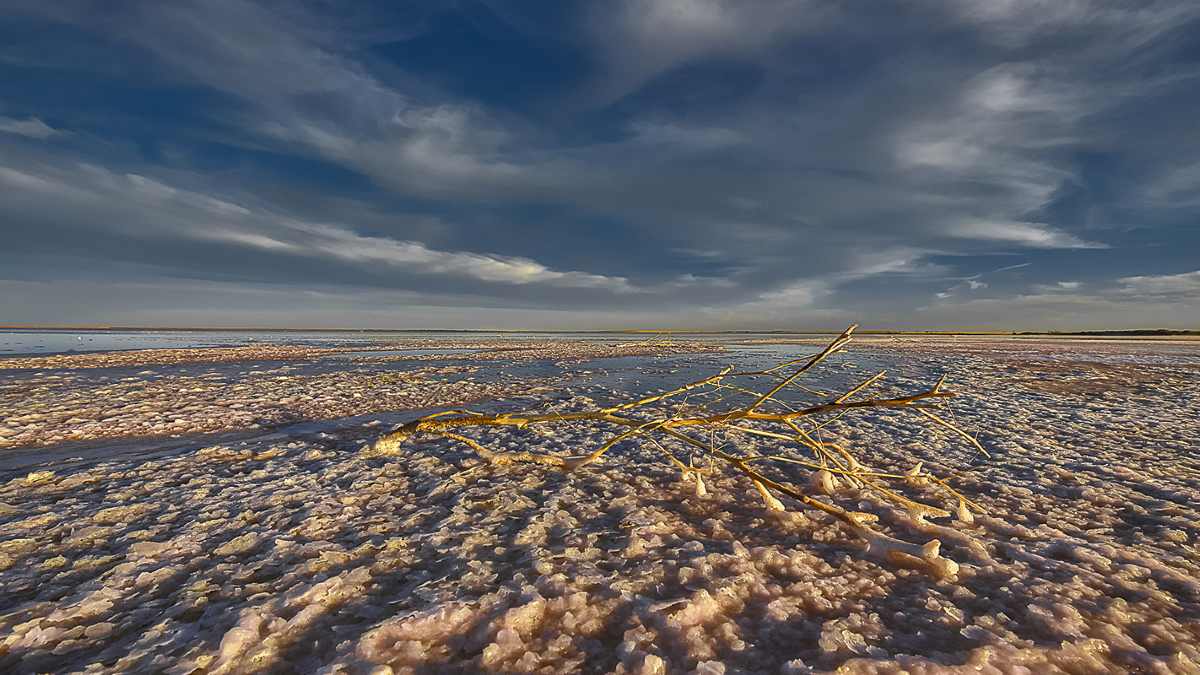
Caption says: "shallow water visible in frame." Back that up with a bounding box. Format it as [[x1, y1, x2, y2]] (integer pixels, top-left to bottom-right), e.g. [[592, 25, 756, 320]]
[[0, 329, 829, 356]]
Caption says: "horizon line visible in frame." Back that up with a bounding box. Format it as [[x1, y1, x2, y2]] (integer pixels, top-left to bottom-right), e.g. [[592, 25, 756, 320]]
[[1, 324, 1197, 336]]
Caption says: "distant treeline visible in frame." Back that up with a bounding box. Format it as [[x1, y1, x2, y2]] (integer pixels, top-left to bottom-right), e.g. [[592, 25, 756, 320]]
[[1018, 329, 1200, 336]]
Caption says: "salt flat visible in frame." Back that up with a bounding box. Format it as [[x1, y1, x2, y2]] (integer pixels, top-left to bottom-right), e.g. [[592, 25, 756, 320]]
[[1, 336, 1197, 674]]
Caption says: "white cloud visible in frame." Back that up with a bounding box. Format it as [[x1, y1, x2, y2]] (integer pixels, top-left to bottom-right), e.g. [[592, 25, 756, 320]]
[[274, 221, 638, 292], [584, 0, 831, 104], [992, 262, 1032, 273], [1031, 280, 1083, 293], [39, 2, 546, 200], [202, 230, 299, 252], [899, 138, 983, 171], [0, 161, 638, 294], [893, 62, 1095, 254], [668, 273, 736, 288], [1142, 160, 1200, 208], [755, 279, 826, 307], [0, 116, 62, 139], [256, 99, 535, 198], [964, 64, 1078, 116], [948, 221, 1108, 249], [741, 246, 939, 313], [1117, 270, 1200, 297], [846, 248, 948, 278]]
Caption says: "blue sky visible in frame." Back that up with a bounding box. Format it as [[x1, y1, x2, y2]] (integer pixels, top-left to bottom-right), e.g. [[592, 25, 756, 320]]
[[1, 0, 1198, 329]]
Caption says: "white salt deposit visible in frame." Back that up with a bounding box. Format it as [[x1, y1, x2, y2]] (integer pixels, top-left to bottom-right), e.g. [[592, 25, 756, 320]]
[[0, 365, 510, 449], [0, 337, 1197, 673]]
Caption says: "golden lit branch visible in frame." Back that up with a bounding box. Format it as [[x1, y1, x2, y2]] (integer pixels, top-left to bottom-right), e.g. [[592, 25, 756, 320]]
[[369, 326, 986, 579]]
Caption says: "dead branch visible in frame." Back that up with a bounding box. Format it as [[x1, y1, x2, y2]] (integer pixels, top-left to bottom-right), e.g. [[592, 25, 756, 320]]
[[370, 325, 986, 580]]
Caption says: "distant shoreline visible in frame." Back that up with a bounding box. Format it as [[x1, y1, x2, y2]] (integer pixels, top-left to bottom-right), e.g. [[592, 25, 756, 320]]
[[1, 325, 1197, 337]]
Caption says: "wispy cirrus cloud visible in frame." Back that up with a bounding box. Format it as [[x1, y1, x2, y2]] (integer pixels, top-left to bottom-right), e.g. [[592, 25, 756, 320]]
[[580, 0, 835, 105], [947, 222, 1108, 249], [0, 115, 63, 139], [1117, 270, 1200, 298], [0, 160, 637, 294]]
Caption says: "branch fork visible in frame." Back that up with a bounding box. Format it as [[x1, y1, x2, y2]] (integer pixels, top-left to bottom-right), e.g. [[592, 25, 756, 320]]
[[369, 325, 986, 579]]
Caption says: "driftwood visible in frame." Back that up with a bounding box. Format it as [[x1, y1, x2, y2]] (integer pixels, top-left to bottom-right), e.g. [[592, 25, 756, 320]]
[[371, 326, 986, 579]]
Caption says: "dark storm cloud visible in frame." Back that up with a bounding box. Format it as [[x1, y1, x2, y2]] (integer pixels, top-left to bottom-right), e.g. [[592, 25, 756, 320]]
[[1, 0, 1198, 328]]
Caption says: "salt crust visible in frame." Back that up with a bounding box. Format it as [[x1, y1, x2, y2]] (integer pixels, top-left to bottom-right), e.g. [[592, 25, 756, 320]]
[[0, 338, 1197, 673], [0, 338, 721, 449], [0, 365, 500, 449]]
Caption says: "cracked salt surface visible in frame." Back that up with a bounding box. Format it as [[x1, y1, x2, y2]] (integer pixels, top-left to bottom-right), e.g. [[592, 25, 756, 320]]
[[1, 337, 1198, 673]]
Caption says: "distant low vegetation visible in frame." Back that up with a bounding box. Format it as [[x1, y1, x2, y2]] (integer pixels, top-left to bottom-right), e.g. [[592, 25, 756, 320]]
[[1019, 329, 1200, 336]]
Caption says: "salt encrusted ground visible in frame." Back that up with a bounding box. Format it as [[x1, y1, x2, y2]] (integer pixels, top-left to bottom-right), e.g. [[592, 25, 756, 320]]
[[0, 365, 500, 450], [0, 340, 719, 450], [1, 337, 1198, 674]]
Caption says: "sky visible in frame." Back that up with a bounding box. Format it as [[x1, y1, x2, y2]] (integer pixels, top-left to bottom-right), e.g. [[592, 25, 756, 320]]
[[1, 0, 1198, 330]]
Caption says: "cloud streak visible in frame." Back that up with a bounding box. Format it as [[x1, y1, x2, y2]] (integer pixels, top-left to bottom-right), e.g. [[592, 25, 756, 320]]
[[0, 160, 639, 294], [947, 222, 1108, 249], [0, 116, 62, 139], [1117, 270, 1200, 298]]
